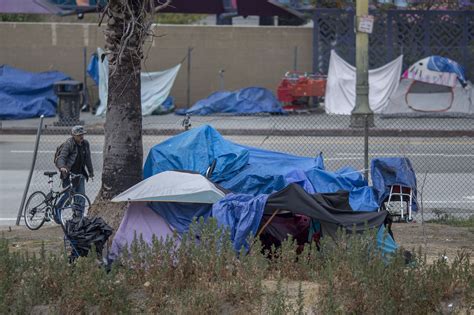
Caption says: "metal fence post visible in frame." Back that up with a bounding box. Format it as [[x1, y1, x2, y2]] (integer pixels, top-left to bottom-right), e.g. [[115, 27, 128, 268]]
[[364, 115, 369, 181], [186, 46, 193, 108], [293, 45, 298, 72], [16, 115, 44, 225]]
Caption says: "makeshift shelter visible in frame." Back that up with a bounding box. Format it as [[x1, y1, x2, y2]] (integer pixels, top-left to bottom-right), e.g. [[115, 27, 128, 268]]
[[110, 126, 401, 260], [109, 170, 228, 260], [324, 50, 403, 114], [0, 65, 70, 120], [92, 48, 180, 116], [143, 125, 379, 211], [175, 87, 286, 116], [382, 56, 474, 117]]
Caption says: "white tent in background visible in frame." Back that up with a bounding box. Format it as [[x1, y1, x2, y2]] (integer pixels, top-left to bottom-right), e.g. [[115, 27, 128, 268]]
[[95, 47, 181, 116], [382, 56, 474, 117], [324, 50, 403, 114]]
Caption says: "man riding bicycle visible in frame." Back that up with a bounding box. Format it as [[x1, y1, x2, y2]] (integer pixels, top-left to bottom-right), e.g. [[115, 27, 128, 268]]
[[56, 125, 94, 217]]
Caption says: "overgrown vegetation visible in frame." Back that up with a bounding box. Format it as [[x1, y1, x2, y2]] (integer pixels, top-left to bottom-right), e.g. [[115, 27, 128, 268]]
[[428, 213, 474, 228], [1, 220, 472, 314], [0, 14, 43, 22]]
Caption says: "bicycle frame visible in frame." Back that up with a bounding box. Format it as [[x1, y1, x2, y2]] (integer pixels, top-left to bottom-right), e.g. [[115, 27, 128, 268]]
[[45, 173, 83, 220]]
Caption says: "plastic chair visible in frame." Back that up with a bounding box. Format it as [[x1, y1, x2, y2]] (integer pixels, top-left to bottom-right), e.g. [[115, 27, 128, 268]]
[[385, 184, 413, 222]]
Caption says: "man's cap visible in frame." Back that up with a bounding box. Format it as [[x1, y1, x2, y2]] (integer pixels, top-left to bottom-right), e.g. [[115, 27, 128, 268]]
[[71, 125, 87, 136]]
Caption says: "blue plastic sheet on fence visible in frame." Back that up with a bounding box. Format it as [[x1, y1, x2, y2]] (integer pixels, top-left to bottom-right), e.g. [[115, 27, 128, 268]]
[[0, 65, 70, 120]]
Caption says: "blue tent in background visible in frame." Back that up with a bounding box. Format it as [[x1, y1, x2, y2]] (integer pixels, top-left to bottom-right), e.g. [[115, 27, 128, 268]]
[[0, 65, 70, 120], [175, 87, 286, 115]]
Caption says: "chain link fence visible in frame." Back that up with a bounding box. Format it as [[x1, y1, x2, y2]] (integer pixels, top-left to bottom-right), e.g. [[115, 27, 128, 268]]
[[18, 112, 473, 226]]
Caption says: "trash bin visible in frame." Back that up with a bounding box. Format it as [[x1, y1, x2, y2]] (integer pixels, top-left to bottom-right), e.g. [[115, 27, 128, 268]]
[[53, 80, 84, 126]]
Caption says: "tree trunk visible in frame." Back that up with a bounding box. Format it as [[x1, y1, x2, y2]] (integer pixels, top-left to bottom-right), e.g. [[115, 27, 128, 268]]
[[90, 0, 144, 227]]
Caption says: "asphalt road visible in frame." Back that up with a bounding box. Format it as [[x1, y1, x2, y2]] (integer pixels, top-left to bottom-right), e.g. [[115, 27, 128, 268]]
[[1, 134, 473, 225]]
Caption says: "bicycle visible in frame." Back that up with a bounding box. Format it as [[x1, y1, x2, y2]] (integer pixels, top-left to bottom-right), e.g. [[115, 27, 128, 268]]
[[23, 171, 91, 230]]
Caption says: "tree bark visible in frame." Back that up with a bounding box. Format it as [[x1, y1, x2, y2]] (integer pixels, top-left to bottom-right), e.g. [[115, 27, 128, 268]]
[[91, 0, 144, 226]]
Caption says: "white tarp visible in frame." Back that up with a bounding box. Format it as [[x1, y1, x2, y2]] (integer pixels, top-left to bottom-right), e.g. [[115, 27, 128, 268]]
[[324, 50, 403, 114], [112, 171, 226, 204], [95, 47, 181, 116]]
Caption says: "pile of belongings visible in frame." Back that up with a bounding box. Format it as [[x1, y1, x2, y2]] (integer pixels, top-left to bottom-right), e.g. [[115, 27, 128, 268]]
[[109, 125, 412, 261], [64, 216, 113, 261]]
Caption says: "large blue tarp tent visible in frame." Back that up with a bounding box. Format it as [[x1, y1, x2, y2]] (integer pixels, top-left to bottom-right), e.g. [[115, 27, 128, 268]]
[[0, 65, 70, 120], [111, 125, 399, 257], [144, 125, 379, 211], [175, 87, 286, 115]]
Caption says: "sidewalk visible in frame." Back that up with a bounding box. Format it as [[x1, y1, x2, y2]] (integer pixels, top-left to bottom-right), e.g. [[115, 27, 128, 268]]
[[1, 112, 473, 137]]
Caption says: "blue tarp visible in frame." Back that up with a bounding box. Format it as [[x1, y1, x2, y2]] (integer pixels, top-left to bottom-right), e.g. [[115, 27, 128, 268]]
[[143, 125, 249, 182], [370, 157, 418, 211], [427, 56, 467, 86], [148, 202, 212, 234], [144, 125, 379, 211], [142, 126, 401, 254], [87, 54, 99, 85], [175, 87, 286, 115], [0, 65, 70, 120], [212, 193, 268, 251]]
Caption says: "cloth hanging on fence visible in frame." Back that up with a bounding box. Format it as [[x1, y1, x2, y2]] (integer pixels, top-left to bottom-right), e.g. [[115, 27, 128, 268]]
[[324, 50, 403, 114], [94, 48, 181, 116]]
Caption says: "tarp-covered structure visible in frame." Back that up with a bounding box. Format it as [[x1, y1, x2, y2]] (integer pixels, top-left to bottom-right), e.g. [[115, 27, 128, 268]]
[[383, 56, 474, 117], [370, 157, 418, 211], [175, 87, 286, 116], [0, 65, 70, 120], [111, 125, 402, 259], [92, 48, 180, 116]]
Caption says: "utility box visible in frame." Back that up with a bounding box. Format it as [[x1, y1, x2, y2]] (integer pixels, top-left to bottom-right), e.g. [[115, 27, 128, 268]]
[[53, 80, 84, 126]]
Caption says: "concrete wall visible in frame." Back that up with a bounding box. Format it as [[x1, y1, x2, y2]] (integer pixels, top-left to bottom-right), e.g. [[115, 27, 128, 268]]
[[0, 22, 313, 108]]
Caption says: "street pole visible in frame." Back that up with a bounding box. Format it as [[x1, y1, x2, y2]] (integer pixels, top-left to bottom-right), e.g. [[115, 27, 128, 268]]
[[351, 0, 374, 180]]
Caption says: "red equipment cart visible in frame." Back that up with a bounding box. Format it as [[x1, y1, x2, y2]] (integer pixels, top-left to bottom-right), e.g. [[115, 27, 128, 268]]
[[277, 72, 327, 111]]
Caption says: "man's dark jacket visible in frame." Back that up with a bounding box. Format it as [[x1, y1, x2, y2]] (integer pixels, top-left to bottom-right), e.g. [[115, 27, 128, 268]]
[[56, 137, 94, 180]]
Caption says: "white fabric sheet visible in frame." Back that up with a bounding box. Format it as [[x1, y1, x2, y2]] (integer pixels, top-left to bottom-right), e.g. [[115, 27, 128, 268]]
[[324, 50, 403, 114], [95, 47, 181, 116]]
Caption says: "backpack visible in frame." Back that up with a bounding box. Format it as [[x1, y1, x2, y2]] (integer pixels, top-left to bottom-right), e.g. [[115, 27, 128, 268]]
[[54, 142, 66, 168]]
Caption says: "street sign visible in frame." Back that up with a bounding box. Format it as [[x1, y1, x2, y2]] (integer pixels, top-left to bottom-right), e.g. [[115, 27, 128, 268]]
[[358, 15, 374, 34]]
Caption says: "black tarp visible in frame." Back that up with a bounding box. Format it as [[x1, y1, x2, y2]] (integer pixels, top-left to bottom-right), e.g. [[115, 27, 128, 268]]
[[265, 183, 388, 238], [65, 216, 113, 259]]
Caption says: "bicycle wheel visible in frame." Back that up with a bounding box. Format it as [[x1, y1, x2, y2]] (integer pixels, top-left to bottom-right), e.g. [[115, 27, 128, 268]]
[[58, 193, 91, 227], [24, 191, 48, 230]]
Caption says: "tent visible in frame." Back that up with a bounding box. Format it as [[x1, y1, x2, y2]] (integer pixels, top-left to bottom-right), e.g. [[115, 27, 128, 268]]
[[382, 56, 474, 117], [92, 48, 181, 116], [175, 87, 286, 116], [324, 50, 403, 114], [112, 171, 227, 204], [110, 125, 401, 259], [0, 65, 70, 120]]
